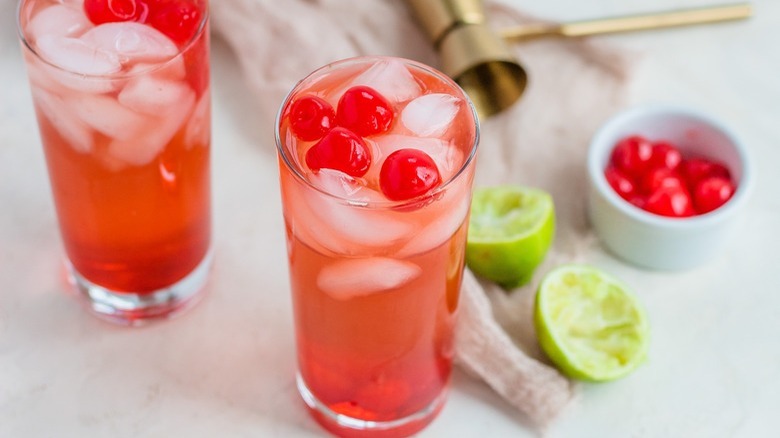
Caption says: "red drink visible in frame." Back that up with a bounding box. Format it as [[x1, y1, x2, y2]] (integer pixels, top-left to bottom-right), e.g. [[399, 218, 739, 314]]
[[276, 57, 479, 436], [17, 0, 212, 324]]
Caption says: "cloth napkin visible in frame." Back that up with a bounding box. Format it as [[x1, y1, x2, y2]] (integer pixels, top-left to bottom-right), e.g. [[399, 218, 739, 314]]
[[211, 0, 632, 428]]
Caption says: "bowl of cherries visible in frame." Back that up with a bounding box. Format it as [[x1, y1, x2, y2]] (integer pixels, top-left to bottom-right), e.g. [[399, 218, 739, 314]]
[[587, 104, 753, 270]]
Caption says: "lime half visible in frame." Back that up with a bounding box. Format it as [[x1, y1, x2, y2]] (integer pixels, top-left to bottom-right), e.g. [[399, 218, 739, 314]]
[[466, 186, 555, 288], [535, 265, 650, 382]]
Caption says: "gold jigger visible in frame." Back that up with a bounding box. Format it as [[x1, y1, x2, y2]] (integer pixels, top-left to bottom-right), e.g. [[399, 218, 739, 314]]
[[405, 0, 527, 118], [405, 0, 752, 118]]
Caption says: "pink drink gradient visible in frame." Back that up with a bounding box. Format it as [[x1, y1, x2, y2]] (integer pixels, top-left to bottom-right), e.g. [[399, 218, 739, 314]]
[[277, 57, 479, 436]]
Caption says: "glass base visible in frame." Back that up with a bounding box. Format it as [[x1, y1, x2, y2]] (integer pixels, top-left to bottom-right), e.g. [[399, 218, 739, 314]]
[[67, 248, 213, 326], [296, 373, 446, 438]]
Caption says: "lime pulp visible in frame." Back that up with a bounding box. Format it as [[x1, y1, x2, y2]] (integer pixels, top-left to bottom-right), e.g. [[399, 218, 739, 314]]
[[466, 186, 555, 288], [534, 265, 650, 382]]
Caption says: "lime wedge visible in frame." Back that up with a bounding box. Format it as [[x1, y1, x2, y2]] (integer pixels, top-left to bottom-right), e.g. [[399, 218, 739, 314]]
[[535, 265, 650, 382], [466, 186, 555, 288]]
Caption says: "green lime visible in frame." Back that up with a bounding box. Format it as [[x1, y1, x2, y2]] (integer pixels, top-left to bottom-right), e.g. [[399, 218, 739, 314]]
[[466, 186, 555, 288], [535, 265, 650, 382]]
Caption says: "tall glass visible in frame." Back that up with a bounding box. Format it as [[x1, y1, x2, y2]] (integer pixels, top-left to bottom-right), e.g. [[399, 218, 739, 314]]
[[276, 56, 479, 436], [17, 0, 212, 325]]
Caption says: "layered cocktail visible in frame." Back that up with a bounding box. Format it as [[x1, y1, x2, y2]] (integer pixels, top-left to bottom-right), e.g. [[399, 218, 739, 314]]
[[276, 57, 479, 436], [17, 0, 212, 324]]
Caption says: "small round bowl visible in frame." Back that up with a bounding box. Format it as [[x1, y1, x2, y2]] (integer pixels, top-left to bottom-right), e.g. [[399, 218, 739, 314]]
[[587, 104, 754, 270]]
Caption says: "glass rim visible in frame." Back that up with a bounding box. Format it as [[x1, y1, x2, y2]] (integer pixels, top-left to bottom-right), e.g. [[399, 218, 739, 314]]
[[16, 0, 209, 79], [274, 55, 480, 210]]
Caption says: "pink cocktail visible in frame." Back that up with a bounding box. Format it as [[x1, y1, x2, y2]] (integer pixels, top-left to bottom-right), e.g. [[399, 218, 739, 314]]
[[276, 57, 479, 436], [17, 0, 212, 325]]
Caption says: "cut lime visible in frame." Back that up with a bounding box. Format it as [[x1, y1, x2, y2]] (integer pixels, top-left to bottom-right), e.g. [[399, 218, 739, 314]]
[[466, 186, 555, 288], [535, 265, 650, 382]]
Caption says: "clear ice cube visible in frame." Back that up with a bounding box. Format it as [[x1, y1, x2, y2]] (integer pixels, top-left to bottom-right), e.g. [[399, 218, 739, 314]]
[[28, 4, 92, 41], [108, 135, 165, 166], [35, 35, 121, 77], [32, 88, 93, 154], [130, 60, 186, 81], [401, 93, 461, 137], [317, 258, 422, 300], [310, 168, 366, 200], [108, 91, 195, 165], [80, 22, 178, 64], [23, 57, 61, 92], [303, 181, 415, 249], [107, 135, 164, 167], [347, 59, 421, 103], [118, 76, 193, 115], [71, 94, 148, 140], [26, 54, 119, 95], [398, 189, 470, 257], [285, 168, 415, 253], [282, 180, 351, 255]]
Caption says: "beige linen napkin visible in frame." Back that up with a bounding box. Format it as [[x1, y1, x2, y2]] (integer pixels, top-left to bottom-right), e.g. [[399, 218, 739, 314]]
[[211, 0, 631, 428]]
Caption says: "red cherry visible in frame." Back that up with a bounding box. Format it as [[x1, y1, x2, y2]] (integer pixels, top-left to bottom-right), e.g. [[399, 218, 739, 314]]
[[649, 141, 683, 171], [641, 167, 684, 195], [336, 86, 394, 137], [610, 135, 653, 178], [644, 185, 695, 217], [84, 0, 150, 24], [305, 127, 371, 177], [380, 149, 441, 201], [147, 0, 204, 45], [693, 176, 735, 214], [681, 157, 731, 188], [288, 96, 335, 141], [604, 166, 635, 201]]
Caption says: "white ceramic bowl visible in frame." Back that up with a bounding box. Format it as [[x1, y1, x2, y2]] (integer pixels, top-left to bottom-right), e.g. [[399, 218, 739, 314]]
[[587, 104, 754, 270]]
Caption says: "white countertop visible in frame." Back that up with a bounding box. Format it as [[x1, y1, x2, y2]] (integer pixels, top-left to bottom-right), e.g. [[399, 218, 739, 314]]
[[1, 0, 779, 436]]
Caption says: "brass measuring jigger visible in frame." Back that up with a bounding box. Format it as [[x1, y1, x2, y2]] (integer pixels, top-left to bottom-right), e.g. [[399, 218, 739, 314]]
[[404, 0, 527, 118], [405, 1, 752, 118]]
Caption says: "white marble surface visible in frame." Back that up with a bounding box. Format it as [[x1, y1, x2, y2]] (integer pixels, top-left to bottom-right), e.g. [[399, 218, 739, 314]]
[[1, 0, 779, 437]]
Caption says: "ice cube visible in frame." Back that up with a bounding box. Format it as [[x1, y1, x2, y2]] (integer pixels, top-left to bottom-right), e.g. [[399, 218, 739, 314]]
[[310, 168, 366, 199], [130, 60, 186, 81], [31, 89, 93, 154], [348, 59, 421, 103], [80, 22, 179, 64], [282, 179, 351, 255], [23, 57, 60, 92], [184, 90, 211, 148], [118, 76, 193, 115], [107, 135, 164, 166], [398, 188, 471, 257], [25, 48, 120, 95], [372, 134, 462, 179], [28, 4, 92, 41], [71, 94, 149, 140], [97, 151, 129, 172], [401, 93, 461, 137], [108, 91, 196, 165], [303, 184, 415, 249], [35, 35, 121, 76], [317, 258, 422, 300]]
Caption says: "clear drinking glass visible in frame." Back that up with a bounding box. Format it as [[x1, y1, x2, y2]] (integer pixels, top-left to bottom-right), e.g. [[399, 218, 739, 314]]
[[17, 0, 212, 325], [276, 56, 479, 436]]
